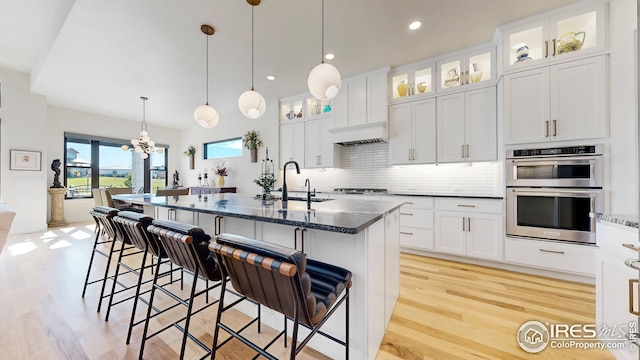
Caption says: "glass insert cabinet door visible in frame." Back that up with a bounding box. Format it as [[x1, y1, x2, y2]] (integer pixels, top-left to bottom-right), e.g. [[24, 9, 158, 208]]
[[390, 64, 434, 101], [503, 3, 606, 70], [438, 50, 492, 91]]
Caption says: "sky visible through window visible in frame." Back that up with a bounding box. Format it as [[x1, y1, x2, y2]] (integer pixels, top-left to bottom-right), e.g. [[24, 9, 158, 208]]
[[68, 142, 165, 168], [205, 137, 243, 159]]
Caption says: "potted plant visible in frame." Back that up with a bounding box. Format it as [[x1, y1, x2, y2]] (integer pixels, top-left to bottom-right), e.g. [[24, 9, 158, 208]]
[[214, 162, 230, 187], [243, 130, 263, 163], [254, 173, 275, 199], [184, 145, 196, 169]]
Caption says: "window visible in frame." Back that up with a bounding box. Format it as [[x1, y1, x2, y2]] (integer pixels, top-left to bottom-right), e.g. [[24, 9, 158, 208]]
[[204, 137, 243, 159], [64, 133, 169, 198]]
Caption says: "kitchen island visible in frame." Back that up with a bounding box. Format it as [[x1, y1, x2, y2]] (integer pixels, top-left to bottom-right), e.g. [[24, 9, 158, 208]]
[[113, 193, 403, 360]]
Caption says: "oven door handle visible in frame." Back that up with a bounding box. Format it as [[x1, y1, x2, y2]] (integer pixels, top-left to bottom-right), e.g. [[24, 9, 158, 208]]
[[509, 188, 602, 196], [507, 156, 600, 164]]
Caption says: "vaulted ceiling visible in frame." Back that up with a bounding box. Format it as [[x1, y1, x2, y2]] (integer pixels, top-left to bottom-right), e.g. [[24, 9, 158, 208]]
[[0, 0, 578, 129]]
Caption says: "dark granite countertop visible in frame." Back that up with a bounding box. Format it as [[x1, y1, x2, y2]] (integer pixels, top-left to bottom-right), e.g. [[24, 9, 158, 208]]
[[112, 193, 404, 234], [592, 213, 639, 229]]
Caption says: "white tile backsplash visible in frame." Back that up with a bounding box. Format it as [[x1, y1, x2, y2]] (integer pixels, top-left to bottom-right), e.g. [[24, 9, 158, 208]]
[[283, 142, 503, 196]]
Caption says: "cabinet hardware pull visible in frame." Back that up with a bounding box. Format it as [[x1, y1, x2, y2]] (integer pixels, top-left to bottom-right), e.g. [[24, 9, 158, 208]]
[[466, 144, 469, 158], [412, 148, 416, 160], [301, 228, 307, 253], [467, 217, 471, 232], [214, 215, 223, 236], [400, 231, 413, 235], [457, 204, 476, 208], [405, 202, 414, 205], [293, 227, 301, 250], [544, 40, 549, 58], [629, 279, 640, 316], [552, 38, 557, 56], [553, 120, 557, 136], [462, 218, 466, 232], [409, 149, 412, 161], [539, 248, 564, 255], [400, 212, 413, 216], [626, 259, 640, 270], [545, 120, 550, 137], [623, 243, 640, 252], [461, 144, 465, 158]]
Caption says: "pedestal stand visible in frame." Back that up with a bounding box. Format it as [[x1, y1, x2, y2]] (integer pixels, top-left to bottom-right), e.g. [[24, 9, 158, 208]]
[[48, 188, 68, 227]]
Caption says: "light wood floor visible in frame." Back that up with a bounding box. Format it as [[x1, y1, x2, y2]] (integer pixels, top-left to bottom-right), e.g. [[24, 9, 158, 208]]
[[0, 222, 614, 359]]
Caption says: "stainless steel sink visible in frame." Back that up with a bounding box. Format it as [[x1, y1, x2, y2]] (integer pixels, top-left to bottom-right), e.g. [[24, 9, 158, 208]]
[[287, 197, 333, 203]]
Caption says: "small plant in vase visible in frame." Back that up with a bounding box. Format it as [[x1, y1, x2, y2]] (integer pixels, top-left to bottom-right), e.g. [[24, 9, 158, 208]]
[[254, 173, 275, 199], [243, 130, 263, 163], [214, 162, 230, 187], [184, 145, 196, 169]]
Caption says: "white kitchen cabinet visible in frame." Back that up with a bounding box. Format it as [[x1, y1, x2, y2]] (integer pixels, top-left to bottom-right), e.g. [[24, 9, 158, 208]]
[[596, 220, 639, 360], [396, 196, 434, 251], [434, 198, 503, 261], [437, 43, 494, 93], [500, 2, 606, 73], [305, 116, 336, 168], [390, 60, 435, 102], [333, 68, 389, 128], [504, 55, 607, 144], [389, 98, 436, 165], [437, 86, 497, 163], [504, 237, 596, 276], [280, 96, 304, 123], [280, 122, 305, 168]]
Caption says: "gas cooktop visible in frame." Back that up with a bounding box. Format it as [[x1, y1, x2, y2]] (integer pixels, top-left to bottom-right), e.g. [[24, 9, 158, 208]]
[[333, 188, 388, 195]]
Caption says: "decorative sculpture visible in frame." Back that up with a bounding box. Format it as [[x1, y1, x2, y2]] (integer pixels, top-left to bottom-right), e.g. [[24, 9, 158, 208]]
[[50, 159, 64, 188], [172, 170, 180, 189]]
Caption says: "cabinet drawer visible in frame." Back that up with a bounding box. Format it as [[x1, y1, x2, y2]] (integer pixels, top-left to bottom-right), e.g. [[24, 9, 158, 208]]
[[400, 208, 433, 229], [393, 196, 434, 209], [596, 221, 639, 261], [505, 238, 596, 276], [400, 228, 434, 250], [435, 198, 502, 214]]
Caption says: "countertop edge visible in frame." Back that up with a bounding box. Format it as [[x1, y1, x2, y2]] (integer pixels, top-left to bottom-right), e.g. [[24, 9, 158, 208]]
[[592, 213, 639, 229]]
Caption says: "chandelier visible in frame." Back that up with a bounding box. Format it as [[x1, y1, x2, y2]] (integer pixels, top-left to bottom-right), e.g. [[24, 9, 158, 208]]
[[121, 96, 163, 159]]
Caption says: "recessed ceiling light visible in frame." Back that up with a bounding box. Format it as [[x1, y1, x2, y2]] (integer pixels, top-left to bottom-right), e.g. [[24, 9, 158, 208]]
[[409, 21, 421, 30], [325, 53, 335, 60], [266, 75, 275, 81]]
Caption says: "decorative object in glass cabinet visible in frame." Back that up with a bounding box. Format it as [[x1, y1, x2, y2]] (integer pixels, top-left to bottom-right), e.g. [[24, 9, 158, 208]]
[[280, 99, 304, 122], [306, 97, 331, 117], [391, 67, 432, 100]]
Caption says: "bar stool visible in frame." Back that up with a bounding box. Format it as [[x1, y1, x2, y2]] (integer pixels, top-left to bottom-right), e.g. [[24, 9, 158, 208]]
[[108, 211, 183, 344], [210, 233, 352, 360], [140, 219, 226, 359]]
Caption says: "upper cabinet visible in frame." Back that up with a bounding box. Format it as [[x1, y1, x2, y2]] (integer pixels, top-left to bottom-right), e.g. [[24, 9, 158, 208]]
[[436, 43, 495, 93], [390, 61, 435, 103], [334, 68, 389, 128], [280, 94, 332, 124], [280, 96, 304, 123], [501, 2, 607, 73]]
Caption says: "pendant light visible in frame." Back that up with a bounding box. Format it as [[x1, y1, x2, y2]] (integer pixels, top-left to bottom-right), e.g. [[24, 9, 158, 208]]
[[238, 0, 266, 119], [307, 0, 342, 100], [121, 97, 163, 159], [194, 24, 220, 128]]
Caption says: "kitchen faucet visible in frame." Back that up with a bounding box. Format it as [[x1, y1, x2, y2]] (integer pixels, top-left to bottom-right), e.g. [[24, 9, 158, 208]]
[[304, 178, 316, 210], [281, 160, 300, 208]]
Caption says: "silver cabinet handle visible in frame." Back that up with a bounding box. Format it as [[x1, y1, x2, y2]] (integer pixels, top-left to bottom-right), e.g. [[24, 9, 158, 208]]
[[626, 259, 640, 270], [412, 148, 415, 161], [630, 279, 640, 316], [400, 231, 413, 235], [553, 120, 557, 136], [457, 204, 476, 208], [545, 120, 550, 137], [545, 40, 549, 58], [400, 212, 413, 216], [552, 38, 557, 56], [409, 148, 412, 161], [467, 217, 471, 232], [462, 217, 466, 232], [623, 243, 640, 252], [539, 248, 565, 255], [461, 144, 465, 158], [466, 144, 469, 158]]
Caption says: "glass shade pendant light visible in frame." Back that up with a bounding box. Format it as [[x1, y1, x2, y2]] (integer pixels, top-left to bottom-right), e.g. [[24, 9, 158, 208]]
[[238, 0, 266, 119], [194, 24, 220, 128], [121, 97, 162, 159], [308, 0, 341, 100]]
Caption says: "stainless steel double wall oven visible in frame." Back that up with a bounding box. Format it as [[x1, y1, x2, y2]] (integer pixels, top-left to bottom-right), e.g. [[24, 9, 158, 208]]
[[506, 145, 604, 245]]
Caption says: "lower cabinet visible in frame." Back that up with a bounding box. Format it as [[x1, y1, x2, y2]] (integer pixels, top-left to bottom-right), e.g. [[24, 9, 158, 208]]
[[434, 198, 503, 261], [397, 196, 434, 251], [504, 237, 596, 276], [595, 220, 639, 360]]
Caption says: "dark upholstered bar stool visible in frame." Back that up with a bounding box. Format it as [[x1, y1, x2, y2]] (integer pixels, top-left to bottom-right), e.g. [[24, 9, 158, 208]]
[[83, 206, 134, 312], [210, 233, 352, 360], [109, 211, 183, 345], [141, 219, 226, 359]]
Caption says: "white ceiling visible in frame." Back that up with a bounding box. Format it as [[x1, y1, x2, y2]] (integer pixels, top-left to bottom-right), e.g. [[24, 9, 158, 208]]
[[0, 0, 579, 129]]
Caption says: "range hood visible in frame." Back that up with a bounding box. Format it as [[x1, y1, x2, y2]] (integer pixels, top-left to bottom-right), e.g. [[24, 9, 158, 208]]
[[329, 121, 388, 146]]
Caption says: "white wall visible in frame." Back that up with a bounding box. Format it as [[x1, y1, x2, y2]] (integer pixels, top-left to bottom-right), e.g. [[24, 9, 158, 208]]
[[608, 0, 638, 216], [179, 99, 280, 196], [47, 105, 182, 223], [0, 67, 48, 234]]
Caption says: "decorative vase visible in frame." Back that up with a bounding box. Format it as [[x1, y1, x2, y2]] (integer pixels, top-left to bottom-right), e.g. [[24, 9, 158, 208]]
[[217, 175, 225, 188], [189, 156, 195, 170], [250, 148, 258, 163], [397, 82, 408, 97]]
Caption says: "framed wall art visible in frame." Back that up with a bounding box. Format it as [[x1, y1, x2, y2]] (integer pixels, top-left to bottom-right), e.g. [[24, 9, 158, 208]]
[[10, 150, 41, 171]]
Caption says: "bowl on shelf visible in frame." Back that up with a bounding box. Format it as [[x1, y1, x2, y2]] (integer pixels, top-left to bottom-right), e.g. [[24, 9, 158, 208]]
[[417, 82, 428, 93], [469, 72, 483, 83]]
